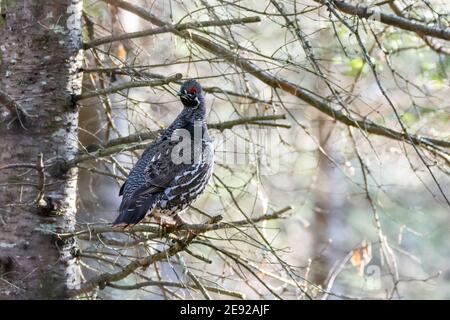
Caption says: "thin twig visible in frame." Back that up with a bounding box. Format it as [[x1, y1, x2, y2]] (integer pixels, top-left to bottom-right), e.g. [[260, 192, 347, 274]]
[[84, 16, 261, 49], [75, 73, 182, 101]]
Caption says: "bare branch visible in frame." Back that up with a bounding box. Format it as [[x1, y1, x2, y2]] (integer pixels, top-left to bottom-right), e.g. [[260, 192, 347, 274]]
[[84, 16, 261, 49], [106, 280, 246, 299], [0, 89, 31, 128], [314, 0, 450, 41], [57, 206, 292, 241], [0, 163, 36, 171], [186, 270, 212, 300], [100, 114, 287, 149], [75, 73, 183, 101], [388, 1, 450, 56]]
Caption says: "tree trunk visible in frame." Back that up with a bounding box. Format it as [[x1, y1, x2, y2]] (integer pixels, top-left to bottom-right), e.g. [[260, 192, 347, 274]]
[[0, 0, 83, 299]]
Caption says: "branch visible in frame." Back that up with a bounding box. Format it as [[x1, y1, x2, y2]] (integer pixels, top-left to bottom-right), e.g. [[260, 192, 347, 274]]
[[57, 206, 292, 241], [186, 270, 212, 300], [68, 140, 149, 167], [99, 114, 286, 149], [70, 239, 191, 295], [106, 280, 246, 299], [210, 114, 289, 131], [75, 73, 182, 101], [314, 0, 450, 41], [102, 0, 450, 151], [388, 1, 450, 56], [80, 65, 276, 104], [0, 163, 36, 171], [0, 89, 20, 113], [84, 16, 261, 49], [77, 76, 274, 105], [0, 89, 31, 128], [203, 86, 274, 105]]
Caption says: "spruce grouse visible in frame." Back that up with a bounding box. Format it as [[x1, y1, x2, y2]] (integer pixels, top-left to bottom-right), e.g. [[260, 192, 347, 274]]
[[113, 79, 214, 227]]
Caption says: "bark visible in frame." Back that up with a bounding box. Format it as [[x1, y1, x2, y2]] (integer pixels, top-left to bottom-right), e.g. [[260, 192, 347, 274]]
[[0, 0, 83, 299]]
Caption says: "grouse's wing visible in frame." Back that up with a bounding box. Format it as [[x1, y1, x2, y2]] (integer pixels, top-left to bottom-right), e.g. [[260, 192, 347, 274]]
[[140, 137, 192, 190], [164, 142, 214, 197], [114, 136, 208, 226], [114, 138, 184, 226]]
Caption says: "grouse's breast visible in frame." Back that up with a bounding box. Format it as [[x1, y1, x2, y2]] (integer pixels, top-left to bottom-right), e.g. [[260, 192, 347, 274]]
[[157, 138, 214, 215]]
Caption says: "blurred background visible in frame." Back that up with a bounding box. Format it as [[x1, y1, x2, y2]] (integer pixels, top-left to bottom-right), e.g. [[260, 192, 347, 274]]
[[76, 0, 449, 299]]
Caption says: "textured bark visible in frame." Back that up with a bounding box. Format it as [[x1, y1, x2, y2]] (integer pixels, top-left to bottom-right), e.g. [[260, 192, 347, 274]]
[[0, 0, 83, 299]]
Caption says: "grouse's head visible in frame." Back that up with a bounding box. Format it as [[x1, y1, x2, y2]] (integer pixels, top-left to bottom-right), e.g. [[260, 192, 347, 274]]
[[177, 79, 203, 108]]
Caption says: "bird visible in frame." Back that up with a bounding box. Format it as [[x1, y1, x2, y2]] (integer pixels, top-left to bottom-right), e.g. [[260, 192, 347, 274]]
[[112, 79, 214, 228]]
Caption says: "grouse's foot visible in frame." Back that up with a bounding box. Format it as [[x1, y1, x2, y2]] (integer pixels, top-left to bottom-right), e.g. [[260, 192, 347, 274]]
[[156, 216, 178, 234], [173, 213, 197, 242], [173, 213, 188, 228]]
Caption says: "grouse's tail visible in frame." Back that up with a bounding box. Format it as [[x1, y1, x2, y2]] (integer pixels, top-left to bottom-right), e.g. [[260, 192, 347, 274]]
[[113, 194, 156, 226]]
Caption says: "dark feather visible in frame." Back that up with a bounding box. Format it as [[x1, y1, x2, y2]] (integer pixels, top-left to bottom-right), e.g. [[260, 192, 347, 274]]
[[114, 193, 157, 226], [118, 182, 126, 196]]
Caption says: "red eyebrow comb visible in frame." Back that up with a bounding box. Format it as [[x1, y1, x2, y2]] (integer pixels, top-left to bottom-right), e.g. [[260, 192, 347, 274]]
[[186, 87, 198, 94]]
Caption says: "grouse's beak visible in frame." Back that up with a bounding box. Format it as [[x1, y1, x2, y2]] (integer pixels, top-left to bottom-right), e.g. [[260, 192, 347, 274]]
[[177, 91, 188, 99]]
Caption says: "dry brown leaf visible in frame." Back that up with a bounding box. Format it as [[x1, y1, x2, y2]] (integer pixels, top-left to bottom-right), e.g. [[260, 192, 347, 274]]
[[116, 43, 127, 61], [350, 240, 372, 276]]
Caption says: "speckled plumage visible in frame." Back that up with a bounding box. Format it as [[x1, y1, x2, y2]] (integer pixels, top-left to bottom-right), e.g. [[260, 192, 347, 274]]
[[113, 80, 214, 226]]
